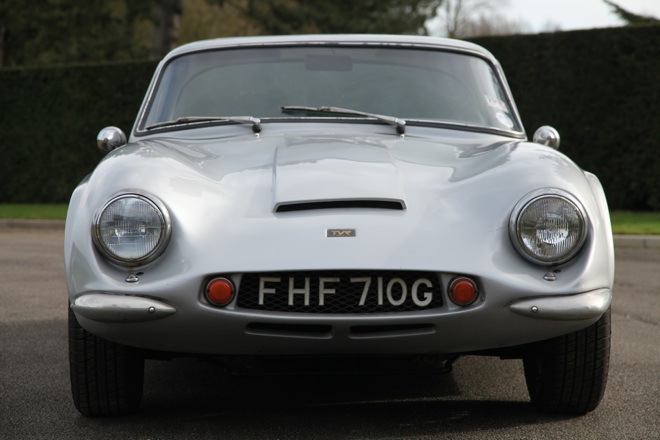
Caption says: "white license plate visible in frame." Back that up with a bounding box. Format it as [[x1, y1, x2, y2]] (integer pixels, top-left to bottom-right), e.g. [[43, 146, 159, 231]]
[[257, 275, 436, 308]]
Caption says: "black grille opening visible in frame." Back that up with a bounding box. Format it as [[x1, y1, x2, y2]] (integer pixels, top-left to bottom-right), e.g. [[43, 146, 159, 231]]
[[276, 200, 405, 212], [237, 270, 443, 314]]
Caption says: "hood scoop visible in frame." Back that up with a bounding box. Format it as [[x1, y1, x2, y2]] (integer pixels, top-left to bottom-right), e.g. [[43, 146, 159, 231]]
[[273, 140, 407, 213], [276, 199, 405, 213]]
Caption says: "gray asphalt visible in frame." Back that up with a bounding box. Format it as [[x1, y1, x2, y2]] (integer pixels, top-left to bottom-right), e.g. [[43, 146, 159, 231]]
[[1, 229, 658, 439]]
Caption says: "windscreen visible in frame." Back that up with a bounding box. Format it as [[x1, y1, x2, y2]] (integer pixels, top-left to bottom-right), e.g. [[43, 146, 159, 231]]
[[143, 45, 521, 133]]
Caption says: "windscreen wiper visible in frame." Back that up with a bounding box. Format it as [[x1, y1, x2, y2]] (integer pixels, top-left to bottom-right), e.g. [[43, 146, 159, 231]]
[[147, 116, 262, 133], [281, 105, 406, 134]]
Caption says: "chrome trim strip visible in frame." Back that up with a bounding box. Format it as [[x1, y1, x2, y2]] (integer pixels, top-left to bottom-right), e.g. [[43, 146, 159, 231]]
[[71, 293, 176, 323], [508, 288, 611, 320]]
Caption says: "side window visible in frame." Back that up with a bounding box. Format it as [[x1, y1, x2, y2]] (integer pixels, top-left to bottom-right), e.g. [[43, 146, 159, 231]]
[[480, 67, 516, 131]]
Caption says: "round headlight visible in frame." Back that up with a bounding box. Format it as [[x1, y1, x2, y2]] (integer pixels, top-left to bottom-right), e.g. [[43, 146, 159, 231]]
[[510, 190, 587, 265], [93, 194, 171, 266]]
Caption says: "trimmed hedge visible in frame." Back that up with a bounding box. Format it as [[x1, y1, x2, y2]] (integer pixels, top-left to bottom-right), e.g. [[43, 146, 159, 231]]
[[0, 61, 157, 203], [472, 25, 660, 210], [0, 26, 658, 209]]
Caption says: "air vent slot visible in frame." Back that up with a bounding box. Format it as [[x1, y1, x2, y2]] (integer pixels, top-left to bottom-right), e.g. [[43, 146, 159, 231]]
[[350, 324, 436, 338], [276, 200, 405, 212], [246, 322, 332, 338]]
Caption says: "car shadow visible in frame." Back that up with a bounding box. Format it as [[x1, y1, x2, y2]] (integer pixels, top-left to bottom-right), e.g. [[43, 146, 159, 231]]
[[106, 356, 578, 438], [2, 317, 580, 438]]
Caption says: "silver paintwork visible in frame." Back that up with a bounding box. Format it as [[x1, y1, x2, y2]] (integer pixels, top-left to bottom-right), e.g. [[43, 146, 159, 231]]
[[66, 35, 614, 357]]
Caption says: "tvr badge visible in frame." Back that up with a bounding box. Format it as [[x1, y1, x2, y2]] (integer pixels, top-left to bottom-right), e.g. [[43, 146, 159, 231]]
[[326, 229, 356, 238]]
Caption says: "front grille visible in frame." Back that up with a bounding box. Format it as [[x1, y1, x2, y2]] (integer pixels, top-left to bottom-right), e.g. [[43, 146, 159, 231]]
[[237, 270, 443, 314]]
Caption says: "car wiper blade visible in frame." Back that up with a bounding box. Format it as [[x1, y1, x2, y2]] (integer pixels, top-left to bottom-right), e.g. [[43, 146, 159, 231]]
[[281, 105, 406, 134], [147, 116, 262, 133]]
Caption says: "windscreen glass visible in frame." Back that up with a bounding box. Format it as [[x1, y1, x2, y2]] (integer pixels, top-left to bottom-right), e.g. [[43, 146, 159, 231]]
[[143, 46, 521, 132]]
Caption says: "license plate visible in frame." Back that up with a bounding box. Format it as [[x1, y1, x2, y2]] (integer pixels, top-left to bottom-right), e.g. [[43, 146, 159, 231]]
[[237, 271, 443, 313]]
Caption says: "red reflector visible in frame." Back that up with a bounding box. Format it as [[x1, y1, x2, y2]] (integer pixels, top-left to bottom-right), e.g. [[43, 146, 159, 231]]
[[449, 277, 478, 306], [206, 278, 235, 306]]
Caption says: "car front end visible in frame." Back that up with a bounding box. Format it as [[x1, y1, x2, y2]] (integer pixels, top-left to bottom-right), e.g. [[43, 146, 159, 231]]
[[65, 35, 613, 416]]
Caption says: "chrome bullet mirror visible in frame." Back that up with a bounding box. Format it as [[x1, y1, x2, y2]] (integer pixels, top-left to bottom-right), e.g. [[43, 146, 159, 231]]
[[97, 126, 127, 154], [532, 126, 560, 150]]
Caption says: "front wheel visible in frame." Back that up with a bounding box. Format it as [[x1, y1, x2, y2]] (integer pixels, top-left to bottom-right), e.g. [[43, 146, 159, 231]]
[[523, 308, 611, 414], [68, 307, 145, 416]]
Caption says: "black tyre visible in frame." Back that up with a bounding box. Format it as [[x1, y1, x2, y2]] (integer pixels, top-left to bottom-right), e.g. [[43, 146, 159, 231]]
[[523, 308, 611, 414], [68, 307, 145, 416]]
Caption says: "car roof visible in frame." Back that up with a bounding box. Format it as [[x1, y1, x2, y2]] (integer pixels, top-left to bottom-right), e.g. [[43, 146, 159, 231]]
[[164, 34, 498, 63]]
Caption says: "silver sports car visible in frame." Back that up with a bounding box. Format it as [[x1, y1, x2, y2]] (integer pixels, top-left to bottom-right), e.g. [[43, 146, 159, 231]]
[[65, 35, 614, 417]]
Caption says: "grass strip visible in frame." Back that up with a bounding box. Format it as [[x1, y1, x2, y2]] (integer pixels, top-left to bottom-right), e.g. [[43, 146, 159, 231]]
[[609, 211, 660, 235], [0, 204, 68, 220]]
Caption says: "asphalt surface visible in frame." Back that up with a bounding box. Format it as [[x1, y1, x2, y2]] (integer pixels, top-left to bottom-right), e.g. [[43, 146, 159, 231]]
[[1, 229, 658, 439]]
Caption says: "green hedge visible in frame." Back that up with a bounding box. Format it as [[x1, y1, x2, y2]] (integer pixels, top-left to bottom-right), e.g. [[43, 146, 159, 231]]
[[0, 26, 658, 209], [0, 61, 157, 203], [472, 25, 660, 210]]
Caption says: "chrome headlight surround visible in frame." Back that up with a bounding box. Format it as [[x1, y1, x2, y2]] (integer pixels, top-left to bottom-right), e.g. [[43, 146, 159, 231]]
[[92, 193, 172, 267], [509, 189, 588, 266]]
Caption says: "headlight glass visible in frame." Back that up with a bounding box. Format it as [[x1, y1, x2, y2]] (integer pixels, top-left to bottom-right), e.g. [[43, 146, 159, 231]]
[[510, 190, 587, 265], [93, 194, 171, 265]]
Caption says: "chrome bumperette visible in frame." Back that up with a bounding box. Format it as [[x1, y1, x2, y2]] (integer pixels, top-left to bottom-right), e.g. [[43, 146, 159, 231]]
[[71, 293, 176, 322], [508, 288, 611, 320]]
